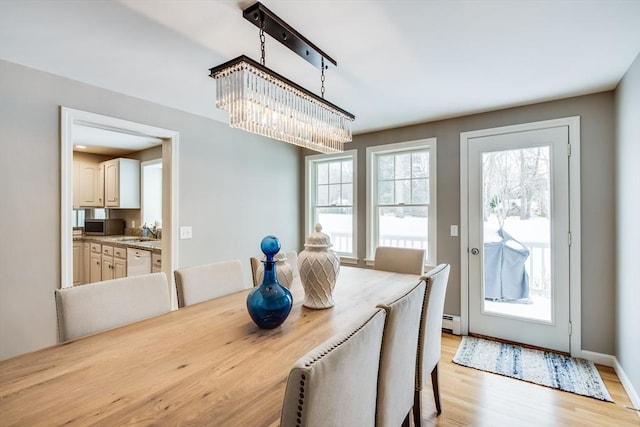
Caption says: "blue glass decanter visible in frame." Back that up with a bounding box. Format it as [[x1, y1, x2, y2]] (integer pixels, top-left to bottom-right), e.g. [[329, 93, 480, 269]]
[[246, 236, 293, 329]]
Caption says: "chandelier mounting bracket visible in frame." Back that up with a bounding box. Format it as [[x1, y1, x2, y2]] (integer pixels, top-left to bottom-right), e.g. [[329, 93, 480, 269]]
[[243, 2, 336, 70]]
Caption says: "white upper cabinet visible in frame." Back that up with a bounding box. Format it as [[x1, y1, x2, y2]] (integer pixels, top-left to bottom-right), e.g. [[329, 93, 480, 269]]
[[73, 161, 104, 208], [102, 158, 140, 208]]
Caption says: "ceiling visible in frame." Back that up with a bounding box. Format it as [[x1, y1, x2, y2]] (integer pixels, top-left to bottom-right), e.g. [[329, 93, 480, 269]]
[[1, 0, 639, 136], [73, 125, 162, 156]]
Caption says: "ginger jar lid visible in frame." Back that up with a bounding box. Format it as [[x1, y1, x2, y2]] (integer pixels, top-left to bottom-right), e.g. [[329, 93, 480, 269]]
[[304, 223, 333, 249]]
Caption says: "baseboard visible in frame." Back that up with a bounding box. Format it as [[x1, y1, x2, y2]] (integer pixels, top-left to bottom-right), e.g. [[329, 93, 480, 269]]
[[581, 350, 640, 416], [613, 357, 640, 416], [580, 349, 615, 367]]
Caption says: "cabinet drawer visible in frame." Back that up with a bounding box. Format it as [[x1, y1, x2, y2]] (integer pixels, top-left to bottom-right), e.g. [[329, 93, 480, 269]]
[[90, 243, 101, 254], [114, 247, 127, 259], [152, 253, 162, 268], [102, 245, 114, 256]]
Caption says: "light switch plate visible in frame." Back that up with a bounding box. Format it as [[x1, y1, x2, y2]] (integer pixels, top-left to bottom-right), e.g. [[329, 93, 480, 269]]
[[450, 225, 458, 237], [180, 226, 193, 239]]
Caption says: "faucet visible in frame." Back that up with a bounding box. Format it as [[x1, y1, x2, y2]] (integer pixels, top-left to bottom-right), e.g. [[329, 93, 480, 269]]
[[142, 223, 158, 239]]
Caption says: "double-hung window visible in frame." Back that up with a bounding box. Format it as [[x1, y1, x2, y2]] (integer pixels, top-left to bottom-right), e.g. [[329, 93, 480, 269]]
[[305, 150, 357, 260], [366, 138, 436, 266]]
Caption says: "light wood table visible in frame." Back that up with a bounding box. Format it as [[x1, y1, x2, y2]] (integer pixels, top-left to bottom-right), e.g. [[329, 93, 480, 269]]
[[0, 267, 421, 426]]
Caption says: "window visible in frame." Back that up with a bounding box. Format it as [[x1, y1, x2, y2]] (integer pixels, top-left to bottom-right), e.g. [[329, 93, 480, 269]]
[[305, 150, 357, 259], [141, 159, 163, 228], [366, 138, 436, 266]]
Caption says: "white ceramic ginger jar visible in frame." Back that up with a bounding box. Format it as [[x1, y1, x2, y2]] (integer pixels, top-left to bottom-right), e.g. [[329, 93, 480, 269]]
[[255, 252, 294, 289], [298, 223, 340, 309]]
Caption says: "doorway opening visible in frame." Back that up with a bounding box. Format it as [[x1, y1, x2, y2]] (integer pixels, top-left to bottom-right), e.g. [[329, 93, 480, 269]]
[[60, 107, 179, 306]]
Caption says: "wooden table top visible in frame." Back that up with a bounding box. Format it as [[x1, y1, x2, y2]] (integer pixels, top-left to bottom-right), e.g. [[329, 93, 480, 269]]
[[0, 267, 421, 426]]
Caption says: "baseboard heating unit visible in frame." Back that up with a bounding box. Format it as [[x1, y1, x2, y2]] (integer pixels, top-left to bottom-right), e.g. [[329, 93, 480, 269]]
[[442, 314, 461, 335]]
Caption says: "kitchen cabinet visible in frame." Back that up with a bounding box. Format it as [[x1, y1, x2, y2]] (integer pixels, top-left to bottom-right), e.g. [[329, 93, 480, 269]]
[[83, 242, 90, 284], [73, 161, 104, 208], [73, 241, 82, 285], [103, 158, 140, 208], [102, 245, 127, 281], [114, 247, 127, 279], [89, 243, 102, 283], [151, 253, 162, 274]]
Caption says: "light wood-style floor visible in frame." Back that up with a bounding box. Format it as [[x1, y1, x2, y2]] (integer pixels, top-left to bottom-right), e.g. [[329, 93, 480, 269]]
[[418, 334, 640, 427]]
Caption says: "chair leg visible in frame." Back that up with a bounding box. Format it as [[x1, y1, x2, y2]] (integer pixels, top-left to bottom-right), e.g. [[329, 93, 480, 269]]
[[431, 364, 441, 415], [402, 412, 410, 427], [413, 389, 422, 427]]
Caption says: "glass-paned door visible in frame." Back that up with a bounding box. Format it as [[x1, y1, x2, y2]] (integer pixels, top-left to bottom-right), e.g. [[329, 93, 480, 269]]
[[467, 126, 570, 352]]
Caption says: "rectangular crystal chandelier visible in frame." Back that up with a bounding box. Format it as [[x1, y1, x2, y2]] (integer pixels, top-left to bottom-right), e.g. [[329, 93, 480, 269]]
[[208, 2, 355, 154]]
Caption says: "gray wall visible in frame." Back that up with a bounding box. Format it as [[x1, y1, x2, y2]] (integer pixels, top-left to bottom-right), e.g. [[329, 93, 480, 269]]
[[0, 60, 301, 360], [344, 92, 616, 354], [615, 53, 640, 400]]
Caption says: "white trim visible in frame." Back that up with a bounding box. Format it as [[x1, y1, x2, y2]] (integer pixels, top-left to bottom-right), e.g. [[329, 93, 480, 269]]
[[60, 108, 179, 308], [304, 150, 358, 258], [365, 138, 437, 266], [459, 116, 581, 355], [613, 358, 640, 413], [580, 350, 616, 367]]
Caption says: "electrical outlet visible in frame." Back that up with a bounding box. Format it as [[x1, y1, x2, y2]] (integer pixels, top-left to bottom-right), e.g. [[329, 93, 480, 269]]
[[180, 226, 193, 239]]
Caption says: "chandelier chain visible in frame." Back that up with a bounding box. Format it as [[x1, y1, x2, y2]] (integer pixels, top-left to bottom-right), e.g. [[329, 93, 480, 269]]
[[259, 19, 266, 66], [320, 58, 326, 98]]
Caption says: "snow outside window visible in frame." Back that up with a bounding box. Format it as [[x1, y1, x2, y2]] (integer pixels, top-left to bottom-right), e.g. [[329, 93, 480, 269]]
[[366, 138, 437, 267], [305, 150, 357, 259]]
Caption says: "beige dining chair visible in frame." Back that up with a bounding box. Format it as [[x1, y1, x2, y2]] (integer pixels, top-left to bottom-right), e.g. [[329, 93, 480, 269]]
[[54, 272, 171, 342], [413, 263, 451, 425], [174, 259, 245, 307], [280, 307, 387, 427], [374, 246, 426, 275], [249, 250, 298, 286], [376, 279, 427, 427]]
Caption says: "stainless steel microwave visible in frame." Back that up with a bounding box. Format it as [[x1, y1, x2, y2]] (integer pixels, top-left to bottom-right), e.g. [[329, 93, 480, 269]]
[[84, 218, 125, 236]]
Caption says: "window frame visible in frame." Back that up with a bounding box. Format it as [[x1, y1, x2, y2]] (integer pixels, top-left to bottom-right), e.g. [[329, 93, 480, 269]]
[[305, 149, 358, 262], [366, 138, 437, 267]]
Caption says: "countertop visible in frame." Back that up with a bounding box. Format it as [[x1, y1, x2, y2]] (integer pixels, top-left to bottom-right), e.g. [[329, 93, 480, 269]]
[[74, 235, 161, 254]]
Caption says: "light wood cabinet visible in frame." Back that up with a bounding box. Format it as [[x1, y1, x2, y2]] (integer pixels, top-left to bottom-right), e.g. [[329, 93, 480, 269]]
[[89, 243, 102, 283], [102, 158, 140, 208], [83, 242, 90, 284], [73, 242, 82, 285], [101, 245, 127, 281], [73, 161, 104, 208], [152, 253, 162, 274]]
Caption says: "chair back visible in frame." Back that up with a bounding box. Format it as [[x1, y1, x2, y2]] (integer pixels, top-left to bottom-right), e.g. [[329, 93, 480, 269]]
[[376, 280, 427, 427], [280, 308, 387, 427], [416, 263, 451, 386], [54, 272, 171, 342], [250, 250, 298, 286], [374, 246, 425, 275], [174, 260, 245, 307]]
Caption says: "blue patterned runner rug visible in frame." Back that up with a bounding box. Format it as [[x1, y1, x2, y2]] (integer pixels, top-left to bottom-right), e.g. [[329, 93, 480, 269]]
[[453, 336, 613, 402]]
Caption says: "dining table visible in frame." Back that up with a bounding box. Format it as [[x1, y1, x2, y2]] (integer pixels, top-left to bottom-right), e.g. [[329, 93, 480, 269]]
[[0, 266, 423, 426]]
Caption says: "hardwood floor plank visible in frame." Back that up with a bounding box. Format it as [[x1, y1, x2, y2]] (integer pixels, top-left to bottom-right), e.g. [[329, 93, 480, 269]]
[[418, 334, 639, 427]]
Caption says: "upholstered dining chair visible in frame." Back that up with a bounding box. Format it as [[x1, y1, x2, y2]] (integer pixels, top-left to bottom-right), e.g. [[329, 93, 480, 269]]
[[280, 307, 387, 427], [54, 272, 171, 342], [413, 263, 451, 425], [174, 259, 245, 307], [249, 250, 298, 286], [376, 279, 427, 427], [374, 246, 426, 275]]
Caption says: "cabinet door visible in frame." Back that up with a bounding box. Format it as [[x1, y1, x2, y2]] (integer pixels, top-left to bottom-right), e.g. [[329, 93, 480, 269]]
[[79, 163, 102, 207], [90, 253, 102, 283], [73, 242, 82, 285], [114, 258, 127, 279], [83, 243, 90, 284], [152, 253, 162, 273], [104, 160, 119, 207], [102, 255, 114, 281]]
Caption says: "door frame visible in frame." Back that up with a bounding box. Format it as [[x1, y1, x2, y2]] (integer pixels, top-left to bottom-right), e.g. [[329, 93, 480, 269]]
[[460, 116, 581, 356], [60, 107, 180, 307]]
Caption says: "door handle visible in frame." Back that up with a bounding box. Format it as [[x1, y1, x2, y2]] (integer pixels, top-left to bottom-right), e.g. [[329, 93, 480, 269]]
[[470, 248, 479, 255]]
